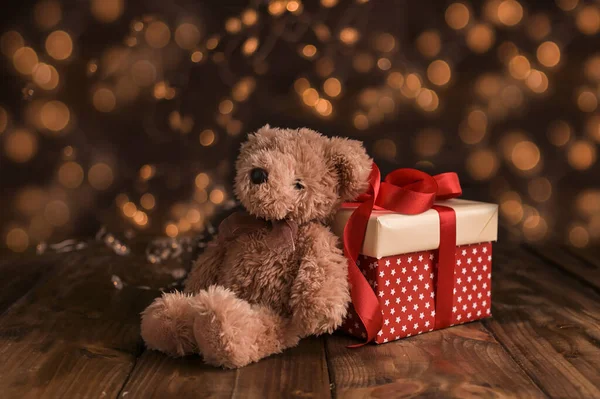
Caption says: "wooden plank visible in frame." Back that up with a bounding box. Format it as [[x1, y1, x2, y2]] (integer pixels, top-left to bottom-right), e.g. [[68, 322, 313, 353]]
[[525, 243, 600, 291], [120, 336, 331, 398], [326, 322, 545, 398], [0, 244, 176, 399], [483, 241, 600, 398]]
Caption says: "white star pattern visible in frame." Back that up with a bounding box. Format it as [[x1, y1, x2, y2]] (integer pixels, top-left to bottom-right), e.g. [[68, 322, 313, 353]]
[[340, 242, 493, 343]]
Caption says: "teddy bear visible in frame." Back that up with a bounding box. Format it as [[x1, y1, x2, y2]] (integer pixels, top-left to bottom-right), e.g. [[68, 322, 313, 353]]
[[140, 125, 372, 368]]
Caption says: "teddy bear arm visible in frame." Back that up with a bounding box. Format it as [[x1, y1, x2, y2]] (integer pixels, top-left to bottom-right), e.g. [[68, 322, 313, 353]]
[[183, 242, 225, 294], [290, 225, 350, 336]]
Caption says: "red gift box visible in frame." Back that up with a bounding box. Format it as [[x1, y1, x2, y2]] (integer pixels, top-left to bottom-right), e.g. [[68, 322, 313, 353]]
[[332, 164, 497, 344], [339, 242, 492, 343]]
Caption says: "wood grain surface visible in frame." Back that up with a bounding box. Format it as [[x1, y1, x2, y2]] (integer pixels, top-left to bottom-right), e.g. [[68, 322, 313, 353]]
[[1, 238, 599, 398], [483, 241, 600, 398], [326, 323, 544, 398]]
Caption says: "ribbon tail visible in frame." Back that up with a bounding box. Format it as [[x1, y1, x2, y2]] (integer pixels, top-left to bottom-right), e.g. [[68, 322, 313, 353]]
[[433, 205, 457, 330]]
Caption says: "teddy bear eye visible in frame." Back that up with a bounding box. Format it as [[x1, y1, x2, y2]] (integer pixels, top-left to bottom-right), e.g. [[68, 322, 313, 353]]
[[294, 180, 305, 190]]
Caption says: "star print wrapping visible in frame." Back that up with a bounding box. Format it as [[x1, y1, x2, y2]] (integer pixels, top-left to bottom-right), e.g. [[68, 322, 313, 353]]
[[332, 198, 498, 343]]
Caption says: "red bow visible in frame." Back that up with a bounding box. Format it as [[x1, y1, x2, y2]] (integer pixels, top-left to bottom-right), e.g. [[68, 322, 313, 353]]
[[342, 163, 462, 344]]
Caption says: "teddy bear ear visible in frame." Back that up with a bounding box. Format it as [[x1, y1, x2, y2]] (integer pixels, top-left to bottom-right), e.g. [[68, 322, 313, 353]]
[[327, 137, 373, 201]]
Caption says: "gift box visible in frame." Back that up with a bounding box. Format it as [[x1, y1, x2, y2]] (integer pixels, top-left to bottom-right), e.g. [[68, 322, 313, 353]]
[[332, 165, 498, 344]]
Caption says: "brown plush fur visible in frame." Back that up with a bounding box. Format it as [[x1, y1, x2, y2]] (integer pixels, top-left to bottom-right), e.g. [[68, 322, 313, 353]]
[[141, 126, 372, 368]]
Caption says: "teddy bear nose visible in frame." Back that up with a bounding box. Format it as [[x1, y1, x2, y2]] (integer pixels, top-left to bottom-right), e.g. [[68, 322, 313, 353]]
[[250, 168, 268, 184]]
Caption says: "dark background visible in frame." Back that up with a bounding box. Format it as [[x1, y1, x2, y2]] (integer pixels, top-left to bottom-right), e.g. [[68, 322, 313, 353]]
[[1, 0, 599, 253]]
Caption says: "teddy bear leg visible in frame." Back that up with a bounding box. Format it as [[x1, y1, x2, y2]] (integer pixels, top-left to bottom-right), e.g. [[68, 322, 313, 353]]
[[140, 291, 199, 357], [191, 286, 300, 369]]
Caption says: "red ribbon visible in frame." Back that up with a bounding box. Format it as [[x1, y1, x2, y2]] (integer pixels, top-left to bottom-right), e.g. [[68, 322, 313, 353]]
[[342, 163, 462, 344]]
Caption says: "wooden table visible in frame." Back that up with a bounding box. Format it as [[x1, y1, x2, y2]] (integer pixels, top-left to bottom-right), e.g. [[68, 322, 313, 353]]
[[0, 237, 598, 398]]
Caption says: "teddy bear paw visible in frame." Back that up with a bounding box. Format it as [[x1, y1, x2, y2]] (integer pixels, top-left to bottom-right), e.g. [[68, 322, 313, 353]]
[[140, 291, 198, 357], [192, 286, 275, 368]]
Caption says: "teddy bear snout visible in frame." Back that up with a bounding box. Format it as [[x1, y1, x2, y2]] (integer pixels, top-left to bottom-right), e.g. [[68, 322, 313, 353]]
[[250, 168, 269, 185]]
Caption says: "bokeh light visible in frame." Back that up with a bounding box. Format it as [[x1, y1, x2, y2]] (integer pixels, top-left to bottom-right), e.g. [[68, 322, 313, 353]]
[[91, 0, 124, 23], [445, 3, 470, 30], [88, 163, 114, 190], [45, 30, 73, 60], [4, 128, 38, 163]]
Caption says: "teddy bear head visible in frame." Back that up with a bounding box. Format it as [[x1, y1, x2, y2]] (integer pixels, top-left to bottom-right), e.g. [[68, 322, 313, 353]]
[[234, 125, 372, 224]]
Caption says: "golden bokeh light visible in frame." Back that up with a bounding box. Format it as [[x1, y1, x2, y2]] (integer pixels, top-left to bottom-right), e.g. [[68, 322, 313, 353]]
[[547, 120, 571, 147], [301, 44, 317, 58], [475, 74, 502, 98], [92, 87, 117, 112], [401, 73, 422, 98], [466, 24, 495, 54], [416, 89, 439, 112], [528, 177, 552, 202], [145, 21, 171, 48], [6, 227, 29, 252], [4, 128, 38, 163], [445, 3, 470, 30], [537, 41, 560, 67], [175, 23, 201, 50], [205, 36, 220, 50], [460, 109, 487, 144], [372, 139, 397, 160], [139, 164, 156, 180], [321, 0, 338, 7], [466, 149, 499, 180], [1, 31, 24, 57], [313, 24, 331, 42], [576, 190, 600, 217], [45, 30, 73, 60], [315, 98, 333, 117], [116, 75, 140, 103], [191, 50, 204, 63], [218, 99, 234, 114], [226, 120, 243, 136], [323, 77, 342, 97], [242, 9, 259, 26], [243, 37, 259, 55], [584, 55, 600, 82], [586, 115, 600, 143], [287, 1, 301, 12], [386, 71, 404, 89], [32, 63, 60, 90], [353, 113, 369, 130], [141, 193, 156, 210], [416, 30, 441, 58], [195, 173, 210, 189], [414, 128, 444, 156], [122, 201, 136, 218], [427, 60, 451, 86], [232, 77, 256, 102], [91, 0, 124, 23], [577, 89, 598, 112], [377, 57, 391, 71], [88, 163, 114, 190], [294, 78, 310, 94], [165, 223, 178, 237], [268, 1, 286, 16], [12, 47, 38, 75], [511, 140, 541, 171], [209, 188, 225, 204], [525, 69, 549, 93], [225, 18, 242, 33], [199, 129, 216, 146], [576, 5, 600, 35], [133, 211, 148, 227], [569, 224, 589, 248], [375, 33, 395, 53], [500, 191, 524, 225], [41, 100, 70, 132], [302, 88, 319, 106], [44, 200, 70, 226], [58, 162, 84, 189], [556, 0, 578, 12], [508, 55, 531, 79], [34, 0, 62, 30], [497, 0, 523, 26], [339, 27, 360, 45], [567, 140, 597, 170], [523, 214, 548, 242]]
